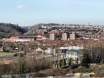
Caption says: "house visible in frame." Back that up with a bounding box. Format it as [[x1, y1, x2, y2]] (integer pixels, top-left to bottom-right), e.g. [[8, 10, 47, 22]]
[[36, 35, 47, 41], [59, 46, 84, 59], [3, 60, 10, 64], [3, 36, 34, 42]]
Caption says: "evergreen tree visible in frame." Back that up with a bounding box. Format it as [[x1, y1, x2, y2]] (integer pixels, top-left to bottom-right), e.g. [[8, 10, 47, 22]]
[[68, 58, 73, 65], [82, 53, 90, 63]]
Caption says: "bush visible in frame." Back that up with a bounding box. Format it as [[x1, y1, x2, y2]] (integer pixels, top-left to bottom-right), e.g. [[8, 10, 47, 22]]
[[0, 64, 11, 74], [74, 66, 92, 73], [0, 57, 52, 74], [33, 72, 46, 77], [43, 68, 70, 76], [93, 65, 104, 77], [0, 75, 2, 78], [68, 58, 73, 65]]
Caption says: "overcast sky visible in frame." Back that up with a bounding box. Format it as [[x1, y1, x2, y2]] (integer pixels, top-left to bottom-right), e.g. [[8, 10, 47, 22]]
[[0, 0, 104, 26]]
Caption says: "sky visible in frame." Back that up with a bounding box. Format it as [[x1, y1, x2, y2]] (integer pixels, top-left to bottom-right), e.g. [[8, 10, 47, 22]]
[[0, 0, 104, 26]]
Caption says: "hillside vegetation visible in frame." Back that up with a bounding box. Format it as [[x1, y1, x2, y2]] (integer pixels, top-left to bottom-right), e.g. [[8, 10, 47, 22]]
[[0, 23, 27, 38]]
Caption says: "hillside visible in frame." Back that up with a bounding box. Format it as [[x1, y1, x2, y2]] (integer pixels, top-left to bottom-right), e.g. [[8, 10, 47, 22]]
[[0, 23, 27, 38], [24, 23, 61, 35]]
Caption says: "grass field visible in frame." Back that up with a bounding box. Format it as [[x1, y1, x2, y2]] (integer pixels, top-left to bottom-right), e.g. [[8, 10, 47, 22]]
[[0, 52, 15, 57]]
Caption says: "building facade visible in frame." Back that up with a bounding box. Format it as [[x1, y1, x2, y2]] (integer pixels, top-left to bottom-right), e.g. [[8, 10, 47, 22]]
[[70, 33, 75, 40], [50, 33, 55, 40], [62, 33, 67, 40]]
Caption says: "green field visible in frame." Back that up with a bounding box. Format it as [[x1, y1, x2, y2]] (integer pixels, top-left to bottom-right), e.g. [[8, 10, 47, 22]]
[[0, 52, 15, 57]]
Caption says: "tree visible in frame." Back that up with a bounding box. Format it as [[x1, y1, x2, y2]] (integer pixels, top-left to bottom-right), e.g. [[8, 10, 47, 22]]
[[68, 58, 73, 65], [61, 58, 66, 67], [82, 52, 90, 63]]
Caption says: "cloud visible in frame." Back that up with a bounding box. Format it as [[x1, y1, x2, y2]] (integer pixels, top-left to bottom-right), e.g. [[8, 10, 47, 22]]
[[17, 5, 26, 10]]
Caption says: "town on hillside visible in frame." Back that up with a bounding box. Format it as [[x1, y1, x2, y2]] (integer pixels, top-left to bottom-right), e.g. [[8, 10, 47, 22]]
[[0, 23, 104, 78]]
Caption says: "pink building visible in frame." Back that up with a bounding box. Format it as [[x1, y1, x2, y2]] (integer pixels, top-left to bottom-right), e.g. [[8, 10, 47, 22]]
[[4, 36, 34, 42]]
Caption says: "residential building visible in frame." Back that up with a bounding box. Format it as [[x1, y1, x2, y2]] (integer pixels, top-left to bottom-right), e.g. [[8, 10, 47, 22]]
[[50, 33, 55, 40], [70, 33, 75, 40], [62, 33, 67, 40]]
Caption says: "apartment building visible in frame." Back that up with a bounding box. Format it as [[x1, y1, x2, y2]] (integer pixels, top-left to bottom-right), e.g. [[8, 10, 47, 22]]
[[50, 33, 55, 40], [70, 33, 75, 40], [62, 33, 67, 40]]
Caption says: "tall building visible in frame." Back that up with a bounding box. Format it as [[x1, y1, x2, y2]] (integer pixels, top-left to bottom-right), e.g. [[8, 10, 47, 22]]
[[70, 33, 75, 40], [62, 33, 67, 40], [50, 33, 55, 40]]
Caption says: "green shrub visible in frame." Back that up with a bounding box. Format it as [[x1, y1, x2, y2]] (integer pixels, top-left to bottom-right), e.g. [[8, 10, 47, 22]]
[[0, 75, 2, 78], [74, 66, 92, 73]]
